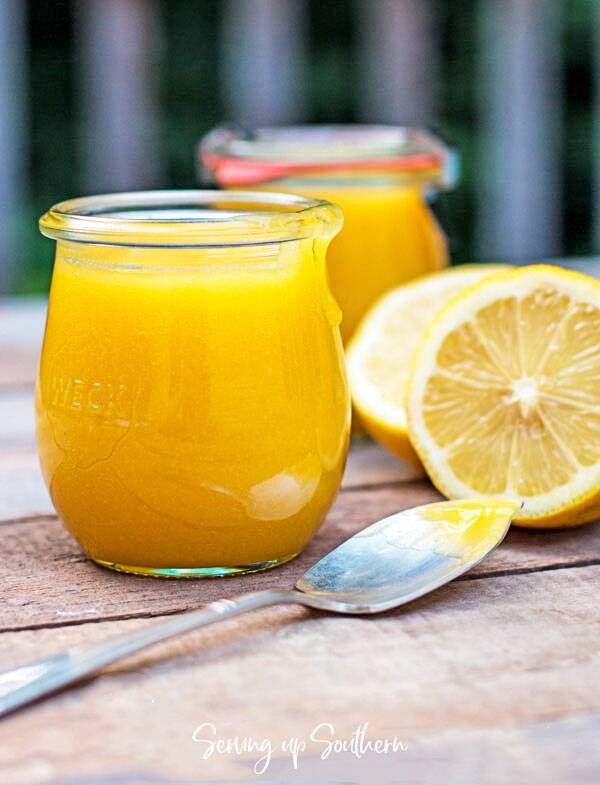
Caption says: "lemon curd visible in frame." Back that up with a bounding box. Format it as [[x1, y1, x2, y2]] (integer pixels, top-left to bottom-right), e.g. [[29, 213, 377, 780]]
[[259, 181, 447, 344], [201, 126, 455, 343], [37, 192, 350, 576]]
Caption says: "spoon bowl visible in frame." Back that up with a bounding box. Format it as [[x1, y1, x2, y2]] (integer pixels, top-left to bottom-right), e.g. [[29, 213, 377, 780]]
[[0, 498, 520, 717], [296, 498, 519, 612]]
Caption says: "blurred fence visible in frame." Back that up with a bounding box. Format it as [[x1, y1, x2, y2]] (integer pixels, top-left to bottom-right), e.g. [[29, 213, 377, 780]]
[[0, 0, 594, 293], [0, 0, 28, 293]]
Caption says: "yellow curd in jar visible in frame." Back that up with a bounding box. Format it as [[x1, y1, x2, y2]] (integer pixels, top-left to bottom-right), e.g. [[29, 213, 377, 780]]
[[201, 125, 454, 343], [261, 180, 447, 343], [36, 192, 350, 576]]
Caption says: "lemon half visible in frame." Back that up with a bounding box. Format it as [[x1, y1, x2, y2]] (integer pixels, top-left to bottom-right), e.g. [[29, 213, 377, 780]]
[[407, 265, 600, 527], [347, 264, 510, 466]]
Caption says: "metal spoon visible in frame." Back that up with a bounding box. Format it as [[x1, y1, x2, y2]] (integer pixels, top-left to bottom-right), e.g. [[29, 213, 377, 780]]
[[0, 498, 519, 718]]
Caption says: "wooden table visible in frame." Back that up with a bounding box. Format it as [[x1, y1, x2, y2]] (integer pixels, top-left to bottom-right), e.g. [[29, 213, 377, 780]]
[[1, 297, 598, 785]]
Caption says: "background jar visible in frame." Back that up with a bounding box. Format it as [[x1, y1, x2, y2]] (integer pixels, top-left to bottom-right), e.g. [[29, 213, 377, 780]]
[[201, 125, 457, 344]]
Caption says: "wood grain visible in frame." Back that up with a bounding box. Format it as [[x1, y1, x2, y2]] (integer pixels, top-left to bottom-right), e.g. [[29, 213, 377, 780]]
[[0, 566, 598, 784], [0, 448, 51, 520], [2, 298, 600, 784], [0, 297, 45, 388], [1, 488, 599, 632], [342, 438, 424, 487], [0, 348, 39, 388], [276, 714, 600, 785], [0, 390, 36, 449]]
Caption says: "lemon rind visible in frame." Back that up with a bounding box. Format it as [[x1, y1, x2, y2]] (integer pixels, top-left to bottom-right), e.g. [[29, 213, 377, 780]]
[[407, 264, 600, 525]]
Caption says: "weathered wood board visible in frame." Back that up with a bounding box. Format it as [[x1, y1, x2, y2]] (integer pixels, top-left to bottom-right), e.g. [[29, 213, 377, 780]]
[[1, 298, 599, 785]]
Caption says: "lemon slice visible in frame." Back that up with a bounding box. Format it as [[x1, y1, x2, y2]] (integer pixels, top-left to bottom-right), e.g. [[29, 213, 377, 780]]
[[347, 264, 510, 466], [407, 264, 600, 527]]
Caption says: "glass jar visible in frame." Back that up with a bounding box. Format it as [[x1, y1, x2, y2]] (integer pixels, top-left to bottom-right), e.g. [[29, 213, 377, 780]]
[[201, 125, 457, 343], [37, 191, 349, 577]]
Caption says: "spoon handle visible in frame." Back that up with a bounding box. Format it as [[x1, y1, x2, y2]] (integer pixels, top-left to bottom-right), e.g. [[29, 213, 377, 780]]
[[0, 589, 300, 718]]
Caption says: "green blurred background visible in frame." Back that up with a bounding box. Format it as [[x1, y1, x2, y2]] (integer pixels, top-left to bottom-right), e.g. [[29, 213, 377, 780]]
[[2, 0, 598, 293]]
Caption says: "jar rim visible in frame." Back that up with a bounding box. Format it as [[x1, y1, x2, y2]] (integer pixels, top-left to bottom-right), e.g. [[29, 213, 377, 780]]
[[201, 124, 457, 189], [39, 190, 343, 247]]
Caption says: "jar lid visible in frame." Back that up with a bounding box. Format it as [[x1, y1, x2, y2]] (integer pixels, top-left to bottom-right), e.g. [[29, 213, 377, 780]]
[[201, 125, 458, 188], [39, 190, 343, 247]]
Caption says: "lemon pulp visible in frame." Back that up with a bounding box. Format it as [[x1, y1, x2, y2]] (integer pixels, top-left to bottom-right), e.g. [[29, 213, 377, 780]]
[[347, 264, 510, 466], [408, 265, 600, 527]]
